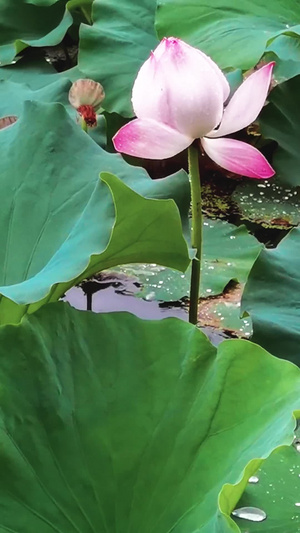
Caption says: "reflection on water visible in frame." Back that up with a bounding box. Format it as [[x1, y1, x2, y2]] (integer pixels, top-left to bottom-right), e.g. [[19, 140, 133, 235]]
[[62, 276, 230, 346], [63, 284, 187, 320]]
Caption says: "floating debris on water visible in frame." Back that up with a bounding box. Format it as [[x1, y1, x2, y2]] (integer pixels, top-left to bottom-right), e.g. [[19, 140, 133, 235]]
[[233, 181, 300, 229]]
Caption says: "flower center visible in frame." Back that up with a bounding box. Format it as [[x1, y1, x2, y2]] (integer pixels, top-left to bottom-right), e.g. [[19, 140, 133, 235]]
[[77, 105, 97, 127]]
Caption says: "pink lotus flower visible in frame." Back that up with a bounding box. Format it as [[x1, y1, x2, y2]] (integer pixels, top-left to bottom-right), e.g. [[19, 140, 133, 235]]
[[113, 38, 275, 179]]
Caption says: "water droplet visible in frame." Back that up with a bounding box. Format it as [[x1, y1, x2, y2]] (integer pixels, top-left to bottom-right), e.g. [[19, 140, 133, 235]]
[[248, 475, 259, 484], [206, 289, 212, 293], [295, 503, 300, 507], [232, 507, 267, 522], [145, 291, 155, 301], [230, 236, 236, 240]]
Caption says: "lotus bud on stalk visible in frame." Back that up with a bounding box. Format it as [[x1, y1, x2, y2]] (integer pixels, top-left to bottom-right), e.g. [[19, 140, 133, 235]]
[[112, 37, 275, 324], [68, 79, 105, 132]]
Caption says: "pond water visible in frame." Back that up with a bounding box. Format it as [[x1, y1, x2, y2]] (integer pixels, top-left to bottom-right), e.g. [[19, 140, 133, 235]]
[[62, 274, 230, 346]]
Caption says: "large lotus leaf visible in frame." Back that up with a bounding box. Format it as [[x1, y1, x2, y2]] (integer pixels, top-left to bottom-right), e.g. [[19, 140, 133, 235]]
[[0, 303, 299, 532], [0, 78, 73, 118], [0, 55, 59, 87], [231, 445, 300, 532], [263, 33, 300, 85], [27, 0, 92, 5], [0, 100, 190, 324], [0, 0, 72, 64], [242, 227, 300, 366], [113, 219, 262, 301], [0, 57, 82, 90], [155, 0, 300, 71], [260, 76, 300, 187], [267, 34, 300, 64], [263, 49, 300, 87], [78, 0, 158, 116], [25, 0, 62, 4]]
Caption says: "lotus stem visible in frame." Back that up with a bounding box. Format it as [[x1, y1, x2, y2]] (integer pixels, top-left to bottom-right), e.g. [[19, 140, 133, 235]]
[[188, 143, 202, 325], [80, 117, 88, 133]]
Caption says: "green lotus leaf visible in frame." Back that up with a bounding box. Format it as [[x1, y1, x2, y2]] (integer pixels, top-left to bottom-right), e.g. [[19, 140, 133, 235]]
[[0, 100, 190, 324], [78, 0, 158, 116], [113, 219, 261, 300], [267, 33, 300, 64], [0, 0, 73, 64], [0, 56, 82, 90], [25, 0, 62, 5], [156, 0, 300, 71], [242, 227, 300, 366], [263, 39, 300, 85], [0, 78, 72, 117], [260, 75, 300, 187], [26, 0, 92, 6], [232, 445, 300, 532], [261, 49, 300, 88], [0, 302, 299, 532], [0, 55, 60, 87]]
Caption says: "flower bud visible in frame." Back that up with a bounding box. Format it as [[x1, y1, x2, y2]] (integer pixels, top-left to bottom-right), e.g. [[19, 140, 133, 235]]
[[69, 79, 105, 128]]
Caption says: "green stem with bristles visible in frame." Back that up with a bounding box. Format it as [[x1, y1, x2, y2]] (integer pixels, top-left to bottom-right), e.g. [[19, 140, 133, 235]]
[[188, 144, 203, 325], [80, 117, 88, 133]]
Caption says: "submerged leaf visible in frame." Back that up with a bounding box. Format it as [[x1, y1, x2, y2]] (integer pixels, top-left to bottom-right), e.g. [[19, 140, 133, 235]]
[[113, 220, 262, 300], [233, 180, 300, 228]]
